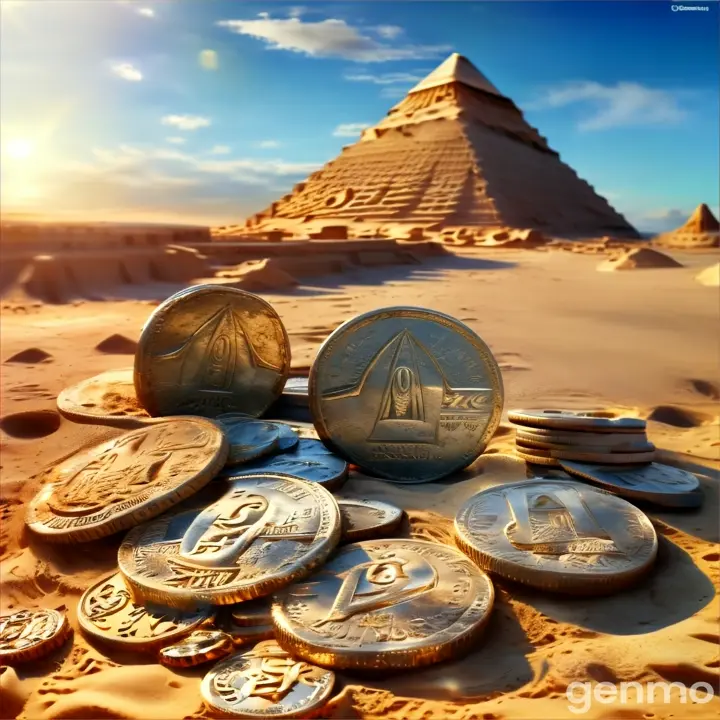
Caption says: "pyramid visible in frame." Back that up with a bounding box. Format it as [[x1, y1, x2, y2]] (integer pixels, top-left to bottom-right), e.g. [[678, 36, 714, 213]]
[[654, 203, 719, 249], [243, 53, 639, 239], [678, 204, 719, 234]]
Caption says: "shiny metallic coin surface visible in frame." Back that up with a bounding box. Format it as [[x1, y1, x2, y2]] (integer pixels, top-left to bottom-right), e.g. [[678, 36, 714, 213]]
[[159, 630, 234, 668], [283, 377, 309, 407], [455, 480, 658, 594], [224, 622, 275, 647], [201, 640, 335, 719], [26, 417, 227, 543], [266, 420, 320, 440], [337, 498, 404, 542], [516, 429, 654, 453], [272, 538, 495, 670], [217, 418, 280, 465], [310, 308, 504, 483], [516, 449, 561, 467], [77, 573, 212, 651], [218, 415, 300, 455], [0, 609, 71, 664], [227, 600, 272, 627], [509, 409, 646, 433], [516, 442, 656, 465], [560, 461, 703, 508], [57, 367, 153, 428], [119, 474, 341, 608], [135, 285, 291, 418]]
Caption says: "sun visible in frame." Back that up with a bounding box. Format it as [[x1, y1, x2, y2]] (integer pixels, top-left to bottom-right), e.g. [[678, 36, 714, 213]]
[[4, 138, 35, 160]]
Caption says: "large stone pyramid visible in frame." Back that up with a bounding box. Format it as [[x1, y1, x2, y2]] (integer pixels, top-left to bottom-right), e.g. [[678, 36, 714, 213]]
[[654, 203, 719, 249], [243, 53, 639, 239]]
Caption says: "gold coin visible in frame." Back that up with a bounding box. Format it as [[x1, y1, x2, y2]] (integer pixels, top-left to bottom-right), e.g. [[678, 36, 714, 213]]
[[454, 479, 658, 594], [227, 599, 272, 627], [26, 417, 228, 543], [159, 630, 234, 668], [337, 498, 404, 542], [0, 608, 72, 664], [135, 285, 291, 418], [201, 639, 335, 718], [272, 538, 495, 670], [224, 621, 275, 648], [77, 573, 213, 651], [118, 474, 341, 608], [310, 308, 504, 483], [509, 409, 645, 433], [516, 448, 561, 466]]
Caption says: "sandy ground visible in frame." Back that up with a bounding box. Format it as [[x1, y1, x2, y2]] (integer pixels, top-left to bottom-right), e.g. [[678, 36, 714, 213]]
[[1, 247, 718, 720]]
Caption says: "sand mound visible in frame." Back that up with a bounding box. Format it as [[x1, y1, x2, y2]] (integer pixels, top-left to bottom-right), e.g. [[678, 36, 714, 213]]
[[598, 247, 683, 271], [12, 255, 80, 304], [4, 347, 53, 364], [94, 334, 138, 355], [150, 246, 209, 283], [218, 259, 299, 292], [0, 409, 61, 439], [696, 263, 720, 287], [646, 405, 714, 428]]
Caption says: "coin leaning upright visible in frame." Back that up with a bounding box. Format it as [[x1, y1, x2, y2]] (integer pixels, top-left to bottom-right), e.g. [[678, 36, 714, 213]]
[[26, 417, 227, 543], [135, 285, 291, 418], [309, 307, 504, 483]]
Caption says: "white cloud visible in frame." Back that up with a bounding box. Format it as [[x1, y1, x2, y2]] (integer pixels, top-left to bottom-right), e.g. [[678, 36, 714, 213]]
[[111, 62, 143, 82], [137, 7, 154, 18], [210, 145, 231, 155], [161, 114, 211, 131], [199, 49, 219, 71], [288, 6, 306, 18], [166, 136, 187, 145], [380, 86, 409, 100], [257, 139, 281, 149], [527, 81, 687, 131], [344, 71, 423, 85], [217, 16, 451, 62], [375, 25, 403, 40], [333, 122, 371, 138]]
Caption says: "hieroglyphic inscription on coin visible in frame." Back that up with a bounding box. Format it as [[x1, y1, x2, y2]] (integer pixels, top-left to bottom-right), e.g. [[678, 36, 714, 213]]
[[337, 498, 404, 542], [26, 417, 227, 543], [0, 609, 71, 664], [201, 639, 335, 719], [135, 285, 291, 418], [159, 630, 234, 667], [509, 409, 646, 432], [118, 474, 341, 608], [454, 480, 658, 594], [310, 308, 504, 482], [272, 539, 494, 670], [77, 573, 212, 651]]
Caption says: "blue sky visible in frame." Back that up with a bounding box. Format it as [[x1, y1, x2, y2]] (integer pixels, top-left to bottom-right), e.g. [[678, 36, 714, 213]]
[[1, 0, 717, 231]]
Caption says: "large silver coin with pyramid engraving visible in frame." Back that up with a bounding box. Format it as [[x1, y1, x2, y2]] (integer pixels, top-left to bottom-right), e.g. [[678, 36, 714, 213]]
[[454, 480, 657, 594], [272, 539, 495, 670], [135, 285, 291, 418], [309, 308, 504, 482], [118, 474, 341, 608]]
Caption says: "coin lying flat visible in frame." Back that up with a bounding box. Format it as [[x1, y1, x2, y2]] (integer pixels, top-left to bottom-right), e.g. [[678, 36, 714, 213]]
[[560, 461, 703, 508], [0, 609, 72, 664], [227, 600, 272, 627], [516, 443, 656, 465], [310, 308, 504, 483], [159, 630, 234, 668], [218, 415, 299, 455], [516, 430, 654, 453], [119, 474, 341, 608], [272, 538, 495, 670], [454, 480, 658, 594], [509, 409, 645, 433], [283, 377, 309, 407], [224, 621, 275, 647], [77, 573, 213, 651], [57, 367, 153, 428], [266, 420, 320, 440], [135, 285, 291, 419], [201, 640, 335, 719], [337, 498, 404, 542], [26, 417, 227, 543], [217, 418, 280, 466]]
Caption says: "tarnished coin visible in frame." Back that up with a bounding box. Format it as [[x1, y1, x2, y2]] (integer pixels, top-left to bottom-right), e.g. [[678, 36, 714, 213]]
[[560, 461, 703, 508], [516, 429, 654, 453], [218, 415, 299, 454], [0, 608, 71, 664], [337, 498, 404, 542], [57, 367, 153, 428], [283, 377, 309, 407], [118, 474, 341, 608], [310, 308, 504, 483], [26, 417, 227, 543], [509, 409, 645, 433], [159, 630, 234, 668], [454, 480, 658, 594], [135, 285, 291, 418], [77, 573, 212, 651], [217, 418, 280, 465], [516, 442, 656, 465], [272, 538, 495, 669], [201, 640, 335, 719]]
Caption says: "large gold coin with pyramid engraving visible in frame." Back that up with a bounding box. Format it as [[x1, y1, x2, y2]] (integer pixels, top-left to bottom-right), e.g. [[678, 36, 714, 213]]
[[135, 285, 291, 418], [118, 474, 341, 608], [271, 539, 495, 670], [309, 307, 504, 482], [0, 608, 72, 664], [26, 417, 227, 543], [454, 480, 658, 594]]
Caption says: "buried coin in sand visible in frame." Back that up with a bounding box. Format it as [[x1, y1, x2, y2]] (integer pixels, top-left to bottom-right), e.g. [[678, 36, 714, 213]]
[[119, 474, 341, 608], [135, 285, 291, 419], [26, 417, 227, 543], [454, 480, 658, 594], [201, 639, 335, 719], [337, 497, 404, 542], [216, 417, 281, 465], [78, 573, 213, 652], [271, 539, 494, 670], [0, 608, 72, 664], [509, 409, 646, 433], [310, 307, 504, 483], [159, 630, 234, 668]]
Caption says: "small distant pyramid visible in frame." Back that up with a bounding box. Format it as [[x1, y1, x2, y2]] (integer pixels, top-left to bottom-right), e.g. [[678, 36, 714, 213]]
[[654, 203, 719, 249], [678, 204, 719, 234], [242, 53, 638, 239]]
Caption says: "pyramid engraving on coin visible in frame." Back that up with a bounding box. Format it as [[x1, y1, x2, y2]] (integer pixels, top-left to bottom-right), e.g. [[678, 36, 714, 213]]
[[244, 53, 638, 238]]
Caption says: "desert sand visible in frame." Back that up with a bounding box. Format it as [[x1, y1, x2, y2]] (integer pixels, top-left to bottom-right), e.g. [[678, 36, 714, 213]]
[[1, 243, 718, 720]]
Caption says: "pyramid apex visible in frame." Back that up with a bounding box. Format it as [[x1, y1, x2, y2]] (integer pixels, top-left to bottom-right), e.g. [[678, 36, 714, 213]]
[[408, 53, 503, 97], [679, 203, 719, 233]]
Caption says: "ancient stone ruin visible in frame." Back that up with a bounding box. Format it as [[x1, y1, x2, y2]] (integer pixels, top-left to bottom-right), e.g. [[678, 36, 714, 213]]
[[654, 203, 719, 249]]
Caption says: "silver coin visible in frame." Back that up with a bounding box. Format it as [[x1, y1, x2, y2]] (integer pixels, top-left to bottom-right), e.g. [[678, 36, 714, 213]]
[[265, 420, 320, 440], [336, 497, 404, 542], [217, 414, 300, 453], [516, 429, 653, 452], [282, 377, 309, 407], [509, 409, 646, 433], [216, 418, 280, 466]]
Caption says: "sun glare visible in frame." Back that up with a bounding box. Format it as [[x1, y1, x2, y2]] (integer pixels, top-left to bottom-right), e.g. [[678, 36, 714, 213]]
[[3, 138, 35, 160]]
